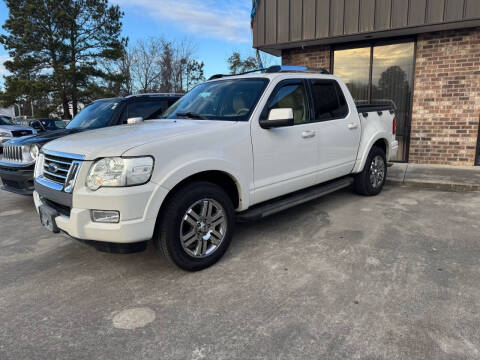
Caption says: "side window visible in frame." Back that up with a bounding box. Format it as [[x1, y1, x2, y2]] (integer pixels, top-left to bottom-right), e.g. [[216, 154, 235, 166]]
[[310, 80, 349, 121], [268, 82, 309, 125], [127, 100, 169, 120]]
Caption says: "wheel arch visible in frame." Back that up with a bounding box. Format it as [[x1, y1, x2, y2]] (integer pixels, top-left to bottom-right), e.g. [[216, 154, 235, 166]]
[[353, 135, 390, 173]]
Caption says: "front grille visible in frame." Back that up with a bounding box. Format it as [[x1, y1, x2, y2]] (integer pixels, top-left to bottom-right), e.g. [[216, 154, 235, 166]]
[[43, 153, 75, 185], [3, 145, 23, 162], [3, 179, 21, 189], [11, 130, 33, 137]]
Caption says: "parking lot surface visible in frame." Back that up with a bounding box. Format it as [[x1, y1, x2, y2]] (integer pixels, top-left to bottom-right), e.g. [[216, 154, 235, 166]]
[[0, 183, 479, 360]]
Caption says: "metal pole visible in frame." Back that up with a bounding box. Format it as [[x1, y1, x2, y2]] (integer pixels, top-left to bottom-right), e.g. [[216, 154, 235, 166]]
[[14, 103, 21, 117]]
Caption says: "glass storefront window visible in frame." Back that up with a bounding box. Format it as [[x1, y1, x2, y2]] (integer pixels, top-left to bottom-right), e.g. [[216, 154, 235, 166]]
[[332, 47, 370, 103], [333, 41, 415, 161]]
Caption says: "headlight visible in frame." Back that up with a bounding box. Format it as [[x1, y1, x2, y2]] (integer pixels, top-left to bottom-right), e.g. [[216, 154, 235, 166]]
[[0, 132, 12, 140], [29, 144, 39, 160], [21, 144, 40, 163], [34, 153, 45, 178], [86, 157, 154, 191]]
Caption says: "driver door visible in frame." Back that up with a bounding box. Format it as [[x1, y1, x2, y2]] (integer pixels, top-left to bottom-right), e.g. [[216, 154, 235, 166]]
[[251, 79, 320, 204]]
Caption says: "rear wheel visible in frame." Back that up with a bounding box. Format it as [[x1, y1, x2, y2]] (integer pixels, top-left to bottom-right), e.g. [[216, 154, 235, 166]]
[[154, 182, 235, 271], [354, 146, 387, 196]]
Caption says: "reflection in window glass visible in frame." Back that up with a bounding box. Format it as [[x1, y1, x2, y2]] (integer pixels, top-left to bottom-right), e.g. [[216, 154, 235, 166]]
[[128, 100, 169, 120], [333, 42, 415, 161], [333, 47, 370, 103], [372, 43, 415, 143], [269, 84, 308, 124]]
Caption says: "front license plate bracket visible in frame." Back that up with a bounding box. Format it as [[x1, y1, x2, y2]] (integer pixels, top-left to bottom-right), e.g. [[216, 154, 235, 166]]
[[39, 205, 60, 233]]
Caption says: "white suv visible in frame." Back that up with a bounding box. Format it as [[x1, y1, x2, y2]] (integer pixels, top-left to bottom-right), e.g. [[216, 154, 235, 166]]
[[33, 66, 398, 271]]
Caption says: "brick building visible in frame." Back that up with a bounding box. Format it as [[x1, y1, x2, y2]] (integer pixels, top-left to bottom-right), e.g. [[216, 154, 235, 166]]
[[252, 0, 480, 166]]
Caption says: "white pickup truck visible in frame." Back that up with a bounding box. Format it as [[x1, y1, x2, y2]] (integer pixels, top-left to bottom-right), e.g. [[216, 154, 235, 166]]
[[33, 66, 398, 271]]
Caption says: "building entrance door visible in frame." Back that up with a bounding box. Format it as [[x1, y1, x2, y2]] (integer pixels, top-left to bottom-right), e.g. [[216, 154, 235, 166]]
[[333, 41, 415, 161]]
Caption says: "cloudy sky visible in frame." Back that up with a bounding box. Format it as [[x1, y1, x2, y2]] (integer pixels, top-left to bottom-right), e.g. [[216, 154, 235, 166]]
[[0, 0, 278, 86]]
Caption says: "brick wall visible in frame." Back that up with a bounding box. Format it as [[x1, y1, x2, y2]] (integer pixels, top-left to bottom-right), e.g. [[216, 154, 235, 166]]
[[282, 45, 331, 71], [410, 28, 480, 165]]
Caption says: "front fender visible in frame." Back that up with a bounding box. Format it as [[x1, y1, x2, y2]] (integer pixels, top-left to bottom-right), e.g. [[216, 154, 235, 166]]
[[156, 158, 250, 211]]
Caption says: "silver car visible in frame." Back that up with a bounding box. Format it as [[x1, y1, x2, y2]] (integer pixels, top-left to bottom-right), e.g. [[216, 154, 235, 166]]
[[0, 115, 36, 152]]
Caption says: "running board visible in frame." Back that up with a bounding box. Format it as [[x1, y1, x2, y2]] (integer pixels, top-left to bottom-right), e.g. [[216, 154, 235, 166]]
[[236, 177, 354, 222]]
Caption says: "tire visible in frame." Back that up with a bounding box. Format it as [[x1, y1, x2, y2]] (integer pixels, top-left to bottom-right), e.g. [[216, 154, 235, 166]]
[[354, 146, 387, 196], [154, 181, 235, 271]]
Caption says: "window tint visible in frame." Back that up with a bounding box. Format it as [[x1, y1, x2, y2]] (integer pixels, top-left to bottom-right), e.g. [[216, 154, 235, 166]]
[[67, 99, 120, 130], [128, 100, 169, 120], [164, 79, 268, 122], [269, 83, 308, 125], [311, 80, 348, 121]]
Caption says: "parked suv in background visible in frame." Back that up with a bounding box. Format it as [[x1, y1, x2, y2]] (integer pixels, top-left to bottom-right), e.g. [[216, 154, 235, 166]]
[[19, 118, 67, 133], [0, 115, 36, 153], [33, 66, 397, 271], [0, 93, 182, 195]]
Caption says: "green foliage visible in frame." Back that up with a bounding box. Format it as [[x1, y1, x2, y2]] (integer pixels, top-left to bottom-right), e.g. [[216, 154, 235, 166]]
[[185, 59, 205, 91], [227, 52, 259, 75], [0, 0, 125, 118]]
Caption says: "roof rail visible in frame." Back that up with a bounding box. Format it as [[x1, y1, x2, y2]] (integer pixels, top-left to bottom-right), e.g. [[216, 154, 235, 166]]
[[265, 65, 329, 74], [208, 65, 329, 80], [125, 93, 184, 98]]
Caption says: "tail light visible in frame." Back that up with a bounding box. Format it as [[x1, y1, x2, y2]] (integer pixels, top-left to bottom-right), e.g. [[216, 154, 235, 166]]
[[392, 116, 397, 135]]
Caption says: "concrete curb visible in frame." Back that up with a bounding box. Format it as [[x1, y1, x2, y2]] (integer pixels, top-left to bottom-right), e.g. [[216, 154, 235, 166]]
[[387, 179, 480, 192], [387, 163, 480, 192]]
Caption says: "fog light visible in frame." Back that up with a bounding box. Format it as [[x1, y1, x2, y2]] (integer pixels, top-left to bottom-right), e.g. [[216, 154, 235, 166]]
[[91, 210, 120, 223]]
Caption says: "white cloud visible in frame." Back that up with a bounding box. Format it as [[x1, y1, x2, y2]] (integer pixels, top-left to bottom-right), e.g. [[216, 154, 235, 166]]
[[111, 0, 252, 43], [0, 55, 11, 77]]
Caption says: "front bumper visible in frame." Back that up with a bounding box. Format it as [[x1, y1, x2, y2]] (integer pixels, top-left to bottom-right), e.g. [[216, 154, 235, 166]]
[[0, 161, 35, 195], [33, 180, 169, 244]]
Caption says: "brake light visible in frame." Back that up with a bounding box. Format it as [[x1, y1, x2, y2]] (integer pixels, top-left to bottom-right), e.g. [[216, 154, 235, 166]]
[[392, 116, 397, 135]]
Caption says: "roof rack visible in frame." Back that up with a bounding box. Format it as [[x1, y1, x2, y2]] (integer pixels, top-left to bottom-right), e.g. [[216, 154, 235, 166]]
[[208, 65, 329, 80], [125, 93, 184, 98]]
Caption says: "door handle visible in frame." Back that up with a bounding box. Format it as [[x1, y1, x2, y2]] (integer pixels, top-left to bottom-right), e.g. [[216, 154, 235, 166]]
[[302, 130, 316, 139], [348, 123, 359, 129]]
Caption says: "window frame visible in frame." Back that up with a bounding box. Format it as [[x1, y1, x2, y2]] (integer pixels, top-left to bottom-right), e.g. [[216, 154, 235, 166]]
[[307, 79, 350, 122], [260, 78, 313, 126]]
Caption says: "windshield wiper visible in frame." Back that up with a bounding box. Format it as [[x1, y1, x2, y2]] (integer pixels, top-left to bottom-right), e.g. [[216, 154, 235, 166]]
[[176, 112, 208, 120]]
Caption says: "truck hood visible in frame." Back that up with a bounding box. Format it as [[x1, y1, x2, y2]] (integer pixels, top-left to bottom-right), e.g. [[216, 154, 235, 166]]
[[42, 119, 237, 160], [0, 125, 35, 133], [6, 128, 83, 146]]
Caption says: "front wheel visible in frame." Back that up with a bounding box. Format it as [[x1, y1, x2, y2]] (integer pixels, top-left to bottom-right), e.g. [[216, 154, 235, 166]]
[[354, 146, 387, 196], [154, 182, 235, 271]]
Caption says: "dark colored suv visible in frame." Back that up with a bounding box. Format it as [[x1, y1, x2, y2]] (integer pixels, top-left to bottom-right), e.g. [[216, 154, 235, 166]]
[[0, 93, 182, 195], [20, 118, 67, 133]]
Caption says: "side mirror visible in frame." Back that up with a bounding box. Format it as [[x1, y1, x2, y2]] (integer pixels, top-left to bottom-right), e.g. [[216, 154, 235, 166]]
[[260, 108, 294, 129], [127, 117, 144, 124]]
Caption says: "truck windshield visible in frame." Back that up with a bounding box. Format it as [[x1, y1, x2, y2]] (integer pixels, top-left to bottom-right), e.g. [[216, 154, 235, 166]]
[[164, 78, 269, 121], [0, 116, 14, 125], [66, 99, 121, 130]]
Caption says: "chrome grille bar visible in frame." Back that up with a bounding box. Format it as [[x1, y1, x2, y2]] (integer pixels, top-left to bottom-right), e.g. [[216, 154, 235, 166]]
[[39, 150, 84, 193], [3, 145, 23, 162]]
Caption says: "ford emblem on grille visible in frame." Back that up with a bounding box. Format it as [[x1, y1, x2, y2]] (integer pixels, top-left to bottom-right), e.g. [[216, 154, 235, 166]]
[[48, 162, 59, 173]]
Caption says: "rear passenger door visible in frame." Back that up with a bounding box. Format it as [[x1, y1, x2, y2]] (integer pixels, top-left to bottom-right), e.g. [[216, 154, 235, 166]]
[[308, 79, 361, 182]]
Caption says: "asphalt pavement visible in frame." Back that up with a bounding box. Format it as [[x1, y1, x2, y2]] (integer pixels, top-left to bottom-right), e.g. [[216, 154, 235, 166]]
[[0, 183, 479, 359]]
